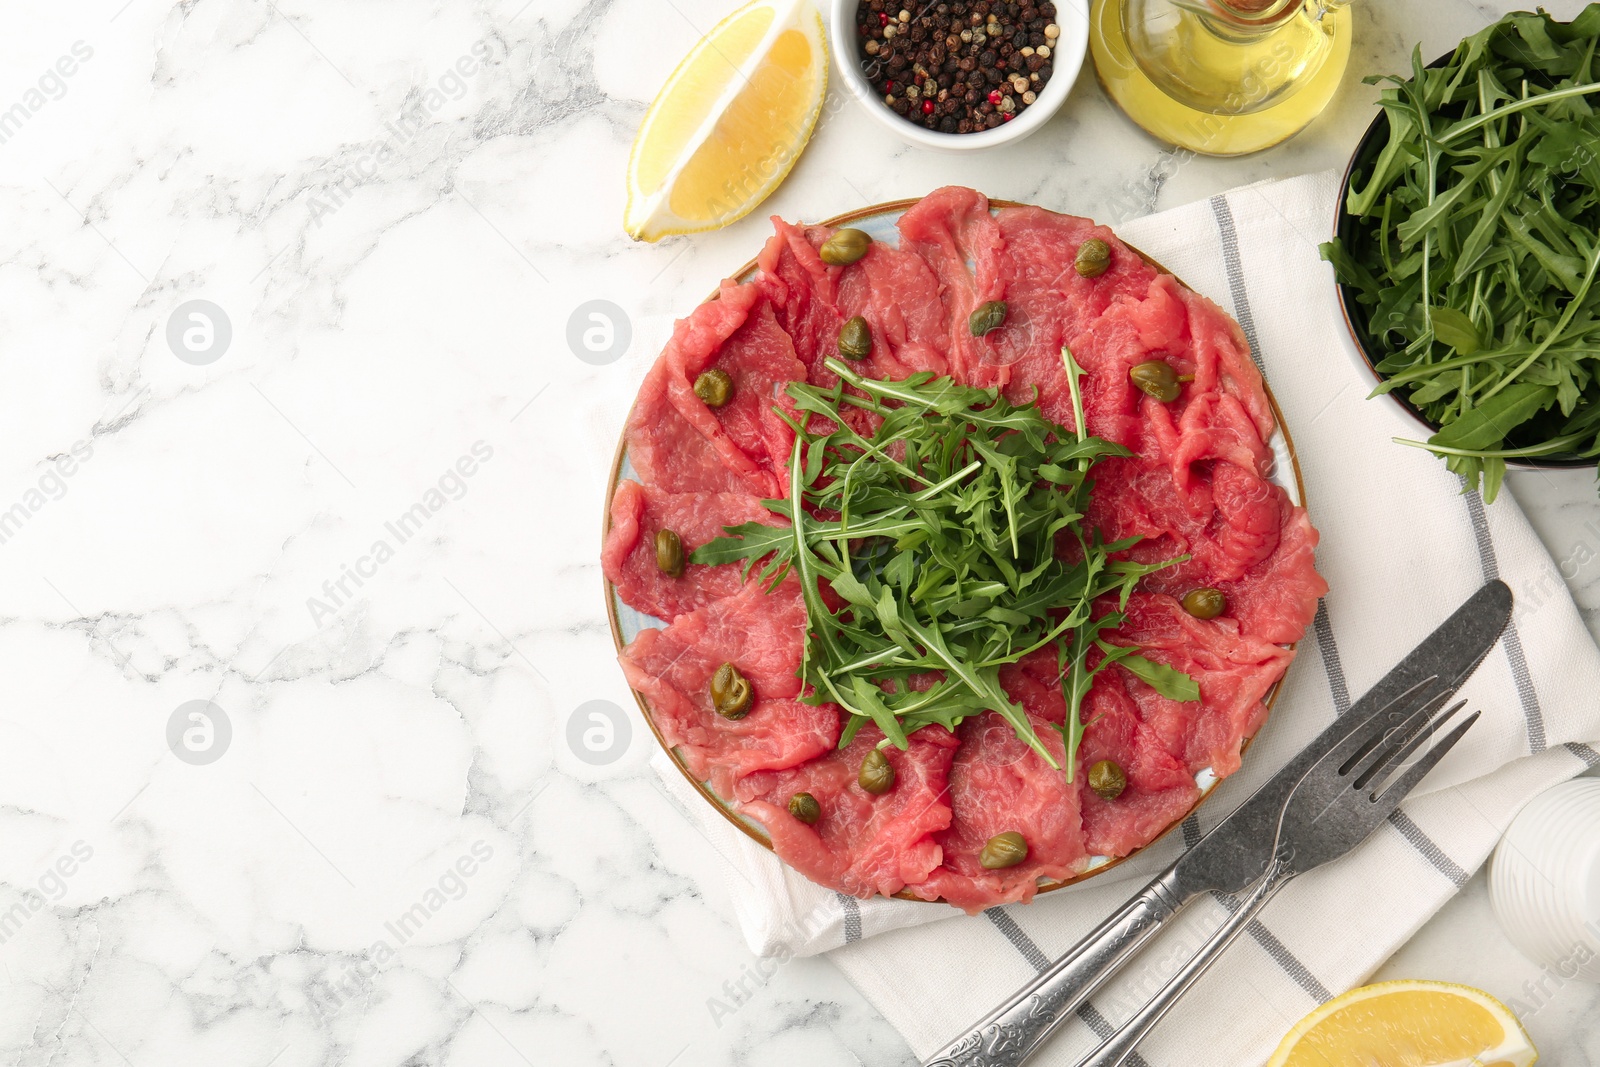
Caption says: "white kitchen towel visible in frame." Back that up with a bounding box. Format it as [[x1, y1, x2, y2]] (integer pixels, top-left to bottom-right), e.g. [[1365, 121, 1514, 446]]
[[650, 169, 1600, 1066]]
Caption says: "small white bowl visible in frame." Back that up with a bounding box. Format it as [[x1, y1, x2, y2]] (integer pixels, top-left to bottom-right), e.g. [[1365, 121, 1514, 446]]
[[1489, 779, 1600, 983], [827, 0, 1088, 152]]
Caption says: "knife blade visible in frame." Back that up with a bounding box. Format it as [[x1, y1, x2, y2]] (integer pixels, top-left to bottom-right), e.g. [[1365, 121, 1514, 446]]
[[1170, 578, 1511, 898]]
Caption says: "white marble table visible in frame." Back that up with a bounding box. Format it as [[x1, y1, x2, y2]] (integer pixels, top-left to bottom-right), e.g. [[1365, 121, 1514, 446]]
[[0, 1, 1596, 1065]]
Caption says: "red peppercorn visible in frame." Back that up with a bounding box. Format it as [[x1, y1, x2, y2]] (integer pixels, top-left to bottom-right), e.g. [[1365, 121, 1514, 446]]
[[1002, 112, 1013, 121], [879, 12, 889, 24], [923, 99, 934, 113], [886, 82, 895, 93], [988, 89, 1001, 104]]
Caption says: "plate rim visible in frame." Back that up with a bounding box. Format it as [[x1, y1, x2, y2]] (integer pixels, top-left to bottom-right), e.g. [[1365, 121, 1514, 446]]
[[603, 196, 1308, 903]]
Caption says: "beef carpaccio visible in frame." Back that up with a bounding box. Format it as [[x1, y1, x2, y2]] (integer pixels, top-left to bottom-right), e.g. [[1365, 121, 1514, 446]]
[[604, 187, 1327, 912]]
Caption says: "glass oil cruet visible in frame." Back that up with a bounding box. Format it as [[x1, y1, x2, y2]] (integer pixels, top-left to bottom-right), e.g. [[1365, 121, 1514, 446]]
[[1089, 0, 1353, 156]]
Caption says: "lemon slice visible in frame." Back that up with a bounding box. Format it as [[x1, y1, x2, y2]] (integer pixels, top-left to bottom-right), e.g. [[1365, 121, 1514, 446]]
[[624, 0, 827, 242], [1268, 980, 1537, 1067]]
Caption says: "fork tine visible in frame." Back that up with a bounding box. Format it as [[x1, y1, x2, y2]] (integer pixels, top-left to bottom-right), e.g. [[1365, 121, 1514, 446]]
[[1353, 698, 1466, 790], [1372, 710, 1481, 810], [1326, 675, 1442, 774], [1340, 689, 1452, 780]]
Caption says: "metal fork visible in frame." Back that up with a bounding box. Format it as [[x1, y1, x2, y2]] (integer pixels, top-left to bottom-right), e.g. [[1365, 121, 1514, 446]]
[[1070, 693, 1480, 1067]]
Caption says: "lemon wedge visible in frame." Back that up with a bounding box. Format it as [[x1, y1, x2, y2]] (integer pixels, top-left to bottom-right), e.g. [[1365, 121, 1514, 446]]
[[624, 0, 827, 242], [1268, 980, 1537, 1067]]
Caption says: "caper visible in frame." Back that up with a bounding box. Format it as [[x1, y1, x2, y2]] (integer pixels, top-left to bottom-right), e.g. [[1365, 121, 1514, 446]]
[[839, 316, 873, 361], [694, 368, 733, 408], [979, 830, 1029, 870], [819, 228, 872, 266], [1088, 759, 1127, 801], [709, 662, 753, 719], [788, 792, 821, 825], [655, 528, 685, 578], [1129, 360, 1181, 403], [1181, 587, 1226, 620], [1075, 238, 1112, 278], [969, 300, 1008, 337], [858, 748, 895, 794]]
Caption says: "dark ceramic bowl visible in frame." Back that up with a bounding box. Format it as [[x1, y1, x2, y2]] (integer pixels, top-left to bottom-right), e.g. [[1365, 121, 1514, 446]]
[[1332, 59, 1594, 471]]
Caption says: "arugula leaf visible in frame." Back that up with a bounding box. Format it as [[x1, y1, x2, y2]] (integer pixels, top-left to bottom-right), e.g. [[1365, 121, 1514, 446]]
[[1098, 642, 1203, 703], [1430, 382, 1557, 450], [690, 353, 1194, 772], [1055, 614, 1121, 782], [1426, 306, 1483, 353]]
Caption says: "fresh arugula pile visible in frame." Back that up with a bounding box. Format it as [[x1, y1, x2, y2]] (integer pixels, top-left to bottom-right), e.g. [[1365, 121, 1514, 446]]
[[692, 353, 1197, 779], [1321, 6, 1600, 501]]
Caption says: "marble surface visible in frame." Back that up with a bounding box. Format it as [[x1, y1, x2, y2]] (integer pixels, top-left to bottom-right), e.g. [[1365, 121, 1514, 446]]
[[0, 0, 1597, 1065]]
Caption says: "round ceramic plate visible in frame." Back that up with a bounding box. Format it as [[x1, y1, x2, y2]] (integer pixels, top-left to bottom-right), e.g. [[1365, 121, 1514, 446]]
[[605, 198, 1306, 901]]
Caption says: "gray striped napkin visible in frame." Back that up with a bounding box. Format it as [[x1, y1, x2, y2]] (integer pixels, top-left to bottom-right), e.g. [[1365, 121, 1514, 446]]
[[650, 170, 1600, 1066]]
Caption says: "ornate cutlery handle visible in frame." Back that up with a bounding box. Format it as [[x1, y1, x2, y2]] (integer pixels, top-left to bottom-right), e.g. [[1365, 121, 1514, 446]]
[[924, 869, 1188, 1067], [1074, 859, 1290, 1067]]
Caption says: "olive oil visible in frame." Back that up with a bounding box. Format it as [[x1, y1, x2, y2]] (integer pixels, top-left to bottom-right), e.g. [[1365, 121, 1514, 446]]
[[1090, 0, 1352, 156]]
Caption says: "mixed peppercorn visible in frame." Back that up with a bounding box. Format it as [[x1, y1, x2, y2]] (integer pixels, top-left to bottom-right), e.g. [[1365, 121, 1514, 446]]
[[856, 1, 1062, 134]]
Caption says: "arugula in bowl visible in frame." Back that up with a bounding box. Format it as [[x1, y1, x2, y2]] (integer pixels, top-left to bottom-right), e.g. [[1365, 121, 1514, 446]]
[[1322, 6, 1600, 500]]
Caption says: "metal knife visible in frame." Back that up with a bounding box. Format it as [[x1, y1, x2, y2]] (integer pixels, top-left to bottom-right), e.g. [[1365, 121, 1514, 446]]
[[925, 579, 1512, 1067]]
